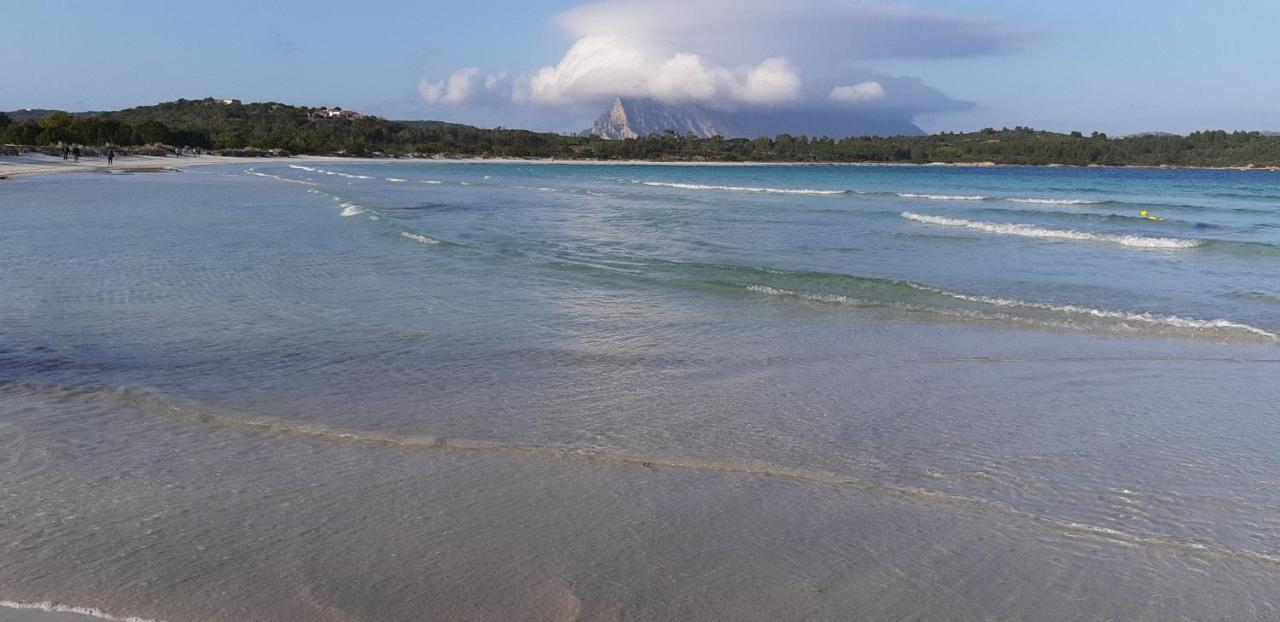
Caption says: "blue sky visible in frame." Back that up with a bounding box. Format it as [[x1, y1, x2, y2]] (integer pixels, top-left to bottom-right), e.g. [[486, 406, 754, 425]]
[[3, 1, 1278, 134]]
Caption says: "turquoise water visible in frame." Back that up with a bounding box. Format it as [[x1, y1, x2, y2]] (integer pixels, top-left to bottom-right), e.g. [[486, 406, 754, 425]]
[[1, 162, 1278, 621]]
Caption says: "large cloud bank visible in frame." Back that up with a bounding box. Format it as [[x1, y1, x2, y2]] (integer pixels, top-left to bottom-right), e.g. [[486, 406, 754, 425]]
[[420, 0, 1027, 125]]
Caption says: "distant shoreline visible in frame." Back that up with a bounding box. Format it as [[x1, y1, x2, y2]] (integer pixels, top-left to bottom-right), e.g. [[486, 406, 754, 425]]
[[0, 153, 385, 180], [4, 152, 1278, 182]]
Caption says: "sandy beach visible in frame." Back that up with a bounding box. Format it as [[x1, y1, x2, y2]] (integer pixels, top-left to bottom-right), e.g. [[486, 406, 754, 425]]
[[0, 153, 390, 180]]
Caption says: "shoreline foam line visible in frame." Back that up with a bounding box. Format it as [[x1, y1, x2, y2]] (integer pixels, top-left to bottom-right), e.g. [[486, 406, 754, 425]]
[[901, 211, 1201, 249], [911, 286, 1277, 339], [737, 281, 1275, 341], [0, 600, 166, 622]]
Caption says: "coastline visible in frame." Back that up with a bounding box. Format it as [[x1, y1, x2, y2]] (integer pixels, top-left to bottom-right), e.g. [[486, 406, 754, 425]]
[[4, 152, 1278, 182], [0, 154, 388, 181], [430, 158, 1280, 172]]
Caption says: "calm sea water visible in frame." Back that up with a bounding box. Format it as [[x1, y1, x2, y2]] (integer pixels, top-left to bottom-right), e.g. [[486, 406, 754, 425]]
[[1, 162, 1278, 621]]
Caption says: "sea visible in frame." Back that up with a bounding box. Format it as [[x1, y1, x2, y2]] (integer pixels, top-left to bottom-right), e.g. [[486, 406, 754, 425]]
[[1, 161, 1278, 621]]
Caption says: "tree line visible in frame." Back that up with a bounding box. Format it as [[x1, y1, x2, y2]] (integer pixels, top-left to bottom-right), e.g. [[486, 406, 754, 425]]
[[3, 98, 1279, 167]]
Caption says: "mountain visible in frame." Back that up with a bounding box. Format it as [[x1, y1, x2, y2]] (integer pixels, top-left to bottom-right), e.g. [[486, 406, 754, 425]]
[[591, 98, 730, 139], [589, 97, 923, 140]]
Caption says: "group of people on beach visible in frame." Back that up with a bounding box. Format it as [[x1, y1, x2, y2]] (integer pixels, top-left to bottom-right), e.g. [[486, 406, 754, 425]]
[[60, 145, 115, 166]]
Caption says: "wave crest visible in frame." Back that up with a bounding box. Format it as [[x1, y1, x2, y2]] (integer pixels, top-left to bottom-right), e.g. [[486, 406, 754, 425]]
[[897, 193, 987, 201], [1007, 197, 1103, 205], [902, 212, 1201, 249], [639, 181, 848, 195], [400, 231, 440, 245]]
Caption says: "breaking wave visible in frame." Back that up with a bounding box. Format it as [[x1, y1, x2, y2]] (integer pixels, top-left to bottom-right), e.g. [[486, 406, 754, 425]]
[[740, 279, 1274, 341], [295, 165, 374, 180], [901, 212, 1202, 249], [1008, 197, 1104, 205], [639, 181, 849, 195], [912, 286, 1278, 339], [400, 231, 440, 245], [243, 169, 316, 186], [897, 193, 987, 201], [621, 261, 1277, 341], [339, 202, 366, 217]]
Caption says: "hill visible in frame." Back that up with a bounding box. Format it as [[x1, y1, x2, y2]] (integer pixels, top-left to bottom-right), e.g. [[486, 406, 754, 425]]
[[3, 98, 1280, 167]]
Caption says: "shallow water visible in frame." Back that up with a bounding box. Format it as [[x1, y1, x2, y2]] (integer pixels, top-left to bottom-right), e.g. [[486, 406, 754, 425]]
[[1, 162, 1278, 620]]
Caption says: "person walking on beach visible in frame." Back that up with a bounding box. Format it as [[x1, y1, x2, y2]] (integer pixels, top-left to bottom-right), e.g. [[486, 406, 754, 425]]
[[72, 147, 81, 163], [106, 149, 115, 167], [62, 145, 69, 161]]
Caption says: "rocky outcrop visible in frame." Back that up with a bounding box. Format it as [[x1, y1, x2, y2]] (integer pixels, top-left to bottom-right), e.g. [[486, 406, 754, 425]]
[[590, 98, 729, 139], [588, 97, 923, 140]]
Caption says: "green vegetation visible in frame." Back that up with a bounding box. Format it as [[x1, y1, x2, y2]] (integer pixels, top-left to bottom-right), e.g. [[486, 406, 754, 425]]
[[4, 99, 1280, 167]]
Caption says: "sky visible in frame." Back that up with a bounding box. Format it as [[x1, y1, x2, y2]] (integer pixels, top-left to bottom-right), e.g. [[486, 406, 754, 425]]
[[3, 0, 1279, 135]]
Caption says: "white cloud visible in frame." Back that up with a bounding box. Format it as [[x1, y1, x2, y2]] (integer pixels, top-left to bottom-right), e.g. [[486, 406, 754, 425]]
[[417, 80, 444, 105], [419, 0, 1022, 124], [830, 81, 886, 104], [557, 0, 1025, 63], [419, 67, 506, 106], [483, 70, 508, 91], [518, 37, 801, 108], [734, 58, 802, 105]]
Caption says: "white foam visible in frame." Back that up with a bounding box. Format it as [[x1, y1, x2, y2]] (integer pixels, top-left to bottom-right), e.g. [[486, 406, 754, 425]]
[[745, 284, 857, 305], [640, 181, 848, 195], [0, 600, 165, 622], [746, 282, 1274, 340], [898, 192, 987, 201], [288, 164, 318, 172], [309, 166, 373, 180], [400, 231, 440, 245], [912, 285, 1277, 339], [1008, 197, 1103, 205], [901, 212, 1201, 249], [385, 177, 407, 182], [340, 202, 366, 217], [422, 180, 443, 185], [243, 169, 316, 186]]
